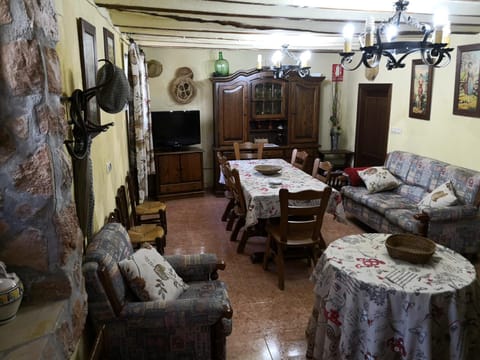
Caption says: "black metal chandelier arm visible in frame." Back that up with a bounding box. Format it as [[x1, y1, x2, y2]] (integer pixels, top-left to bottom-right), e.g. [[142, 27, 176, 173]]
[[340, 52, 364, 71]]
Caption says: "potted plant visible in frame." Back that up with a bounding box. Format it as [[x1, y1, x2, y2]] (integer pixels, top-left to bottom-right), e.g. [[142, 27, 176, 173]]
[[329, 81, 342, 150]]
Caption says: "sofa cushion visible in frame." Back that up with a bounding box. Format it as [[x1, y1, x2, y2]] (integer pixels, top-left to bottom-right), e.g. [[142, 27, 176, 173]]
[[358, 167, 401, 193], [418, 181, 458, 210], [119, 244, 189, 302], [385, 151, 419, 182], [343, 167, 369, 186], [394, 184, 428, 203], [384, 208, 424, 234], [435, 165, 480, 206], [342, 186, 417, 215]]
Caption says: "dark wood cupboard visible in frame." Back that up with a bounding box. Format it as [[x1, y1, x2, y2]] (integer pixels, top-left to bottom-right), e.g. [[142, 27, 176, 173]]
[[211, 69, 325, 193], [155, 148, 204, 197]]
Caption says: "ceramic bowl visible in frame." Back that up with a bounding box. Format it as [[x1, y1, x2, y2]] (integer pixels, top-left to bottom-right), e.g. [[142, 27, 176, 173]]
[[0, 271, 23, 325], [254, 165, 282, 175]]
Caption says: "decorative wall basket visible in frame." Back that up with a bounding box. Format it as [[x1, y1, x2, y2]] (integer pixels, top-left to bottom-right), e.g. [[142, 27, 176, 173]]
[[147, 60, 163, 78], [170, 67, 196, 104]]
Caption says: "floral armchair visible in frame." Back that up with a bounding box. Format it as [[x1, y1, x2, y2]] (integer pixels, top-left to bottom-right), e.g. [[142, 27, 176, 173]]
[[83, 222, 233, 359]]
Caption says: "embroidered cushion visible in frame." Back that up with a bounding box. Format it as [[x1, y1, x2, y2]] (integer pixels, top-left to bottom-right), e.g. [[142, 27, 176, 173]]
[[344, 167, 369, 186], [418, 181, 458, 210], [118, 244, 188, 302], [358, 166, 401, 193]]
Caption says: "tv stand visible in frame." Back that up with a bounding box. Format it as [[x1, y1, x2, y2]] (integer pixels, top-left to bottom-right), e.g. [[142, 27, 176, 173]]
[[154, 147, 204, 198]]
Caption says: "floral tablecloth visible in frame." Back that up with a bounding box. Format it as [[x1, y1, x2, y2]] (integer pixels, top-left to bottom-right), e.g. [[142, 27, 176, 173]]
[[306, 233, 480, 360], [229, 159, 346, 227]]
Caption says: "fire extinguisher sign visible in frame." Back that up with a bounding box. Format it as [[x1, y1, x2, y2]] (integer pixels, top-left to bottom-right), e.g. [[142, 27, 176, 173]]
[[332, 64, 344, 82]]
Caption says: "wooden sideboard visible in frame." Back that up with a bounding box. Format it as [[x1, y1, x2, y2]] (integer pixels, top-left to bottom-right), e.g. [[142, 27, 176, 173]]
[[211, 68, 325, 194], [154, 147, 204, 198]]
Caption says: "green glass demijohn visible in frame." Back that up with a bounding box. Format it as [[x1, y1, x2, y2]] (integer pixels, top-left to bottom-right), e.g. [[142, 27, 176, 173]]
[[214, 51, 229, 76]]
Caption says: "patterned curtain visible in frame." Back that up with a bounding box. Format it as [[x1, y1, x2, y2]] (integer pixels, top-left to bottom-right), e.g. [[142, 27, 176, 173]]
[[128, 41, 155, 202]]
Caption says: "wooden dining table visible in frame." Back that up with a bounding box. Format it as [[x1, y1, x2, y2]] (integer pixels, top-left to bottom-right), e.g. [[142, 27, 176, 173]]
[[228, 158, 346, 228]]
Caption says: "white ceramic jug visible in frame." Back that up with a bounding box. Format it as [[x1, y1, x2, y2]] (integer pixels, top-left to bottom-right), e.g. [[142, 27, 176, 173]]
[[0, 261, 23, 325]]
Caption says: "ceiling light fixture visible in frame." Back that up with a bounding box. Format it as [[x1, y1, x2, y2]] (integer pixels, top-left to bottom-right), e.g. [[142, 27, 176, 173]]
[[340, 0, 453, 71], [271, 44, 311, 79]]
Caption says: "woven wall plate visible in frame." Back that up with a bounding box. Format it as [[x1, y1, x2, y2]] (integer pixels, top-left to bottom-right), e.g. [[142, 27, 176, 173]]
[[170, 76, 196, 104], [147, 60, 163, 78]]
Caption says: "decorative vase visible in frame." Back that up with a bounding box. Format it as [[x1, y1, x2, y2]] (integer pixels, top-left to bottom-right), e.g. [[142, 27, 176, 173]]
[[0, 262, 23, 325], [214, 51, 229, 76], [330, 133, 339, 150]]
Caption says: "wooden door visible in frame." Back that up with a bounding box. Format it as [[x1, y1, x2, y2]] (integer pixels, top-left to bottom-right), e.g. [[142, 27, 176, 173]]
[[156, 153, 181, 185], [288, 79, 321, 144], [215, 81, 248, 146], [354, 84, 392, 166]]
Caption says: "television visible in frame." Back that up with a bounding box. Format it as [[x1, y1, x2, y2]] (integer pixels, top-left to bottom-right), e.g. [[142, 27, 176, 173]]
[[151, 110, 201, 149]]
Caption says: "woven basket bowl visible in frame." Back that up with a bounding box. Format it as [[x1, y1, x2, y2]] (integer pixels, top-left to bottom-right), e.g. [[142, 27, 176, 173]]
[[385, 234, 436, 264]]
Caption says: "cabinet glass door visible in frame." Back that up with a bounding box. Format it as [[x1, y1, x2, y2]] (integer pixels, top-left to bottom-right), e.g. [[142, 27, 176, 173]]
[[251, 80, 285, 119]]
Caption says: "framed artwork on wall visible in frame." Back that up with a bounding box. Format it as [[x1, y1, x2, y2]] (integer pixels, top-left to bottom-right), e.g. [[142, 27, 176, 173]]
[[409, 59, 433, 120], [77, 18, 100, 126], [453, 44, 480, 117], [103, 27, 115, 64]]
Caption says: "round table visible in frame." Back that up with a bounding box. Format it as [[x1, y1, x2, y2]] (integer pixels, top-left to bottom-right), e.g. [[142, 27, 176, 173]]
[[306, 233, 480, 360]]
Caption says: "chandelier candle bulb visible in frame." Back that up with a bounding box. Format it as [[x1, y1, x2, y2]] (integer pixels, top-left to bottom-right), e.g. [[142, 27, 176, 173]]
[[257, 54, 262, 69], [365, 16, 375, 47], [343, 24, 354, 53], [434, 26, 443, 44]]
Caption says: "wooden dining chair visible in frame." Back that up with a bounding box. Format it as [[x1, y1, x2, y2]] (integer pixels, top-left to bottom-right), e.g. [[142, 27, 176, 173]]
[[290, 148, 309, 171], [217, 152, 236, 228], [262, 187, 332, 290], [233, 142, 264, 160], [222, 164, 259, 252], [312, 158, 347, 190], [126, 173, 167, 234], [311, 158, 333, 183], [115, 185, 166, 254]]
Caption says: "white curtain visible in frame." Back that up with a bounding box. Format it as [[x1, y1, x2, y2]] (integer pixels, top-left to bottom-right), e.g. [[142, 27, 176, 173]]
[[128, 41, 155, 202]]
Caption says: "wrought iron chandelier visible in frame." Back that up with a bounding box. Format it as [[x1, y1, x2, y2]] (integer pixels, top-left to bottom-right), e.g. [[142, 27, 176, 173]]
[[340, 0, 453, 71], [271, 45, 311, 79]]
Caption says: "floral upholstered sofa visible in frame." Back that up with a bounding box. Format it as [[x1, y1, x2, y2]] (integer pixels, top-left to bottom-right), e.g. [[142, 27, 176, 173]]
[[341, 151, 480, 255], [83, 222, 233, 359]]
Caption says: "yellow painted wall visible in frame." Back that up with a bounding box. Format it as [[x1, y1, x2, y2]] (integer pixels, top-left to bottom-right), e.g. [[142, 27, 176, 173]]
[[341, 33, 480, 171], [55, 0, 130, 234]]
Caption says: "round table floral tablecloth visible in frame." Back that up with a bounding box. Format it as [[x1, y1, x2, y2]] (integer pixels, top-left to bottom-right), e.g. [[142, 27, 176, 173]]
[[306, 233, 480, 360]]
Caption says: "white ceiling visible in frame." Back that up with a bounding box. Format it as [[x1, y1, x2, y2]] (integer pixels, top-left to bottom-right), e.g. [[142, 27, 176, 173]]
[[95, 0, 480, 51]]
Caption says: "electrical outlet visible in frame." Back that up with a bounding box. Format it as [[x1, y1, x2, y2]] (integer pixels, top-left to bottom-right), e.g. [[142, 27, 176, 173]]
[[391, 127, 402, 134], [106, 162, 112, 173]]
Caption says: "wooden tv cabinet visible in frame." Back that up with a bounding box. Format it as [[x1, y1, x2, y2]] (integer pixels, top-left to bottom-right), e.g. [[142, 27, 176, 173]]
[[154, 147, 204, 198]]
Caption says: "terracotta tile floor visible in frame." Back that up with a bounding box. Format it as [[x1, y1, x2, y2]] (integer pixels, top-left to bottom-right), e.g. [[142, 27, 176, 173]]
[[162, 192, 480, 360]]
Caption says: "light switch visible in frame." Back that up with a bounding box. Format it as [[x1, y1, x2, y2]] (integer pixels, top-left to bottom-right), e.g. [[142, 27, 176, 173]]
[[106, 162, 112, 173], [391, 127, 402, 134]]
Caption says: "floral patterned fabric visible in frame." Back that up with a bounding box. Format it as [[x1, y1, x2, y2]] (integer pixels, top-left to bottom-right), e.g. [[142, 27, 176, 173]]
[[342, 151, 480, 255], [418, 180, 458, 210], [306, 233, 480, 360], [229, 159, 346, 227], [128, 42, 155, 202], [83, 222, 232, 359], [358, 166, 401, 193], [118, 244, 189, 302]]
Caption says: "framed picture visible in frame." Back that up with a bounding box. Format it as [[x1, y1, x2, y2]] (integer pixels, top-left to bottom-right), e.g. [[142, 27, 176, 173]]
[[409, 59, 434, 120], [103, 27, 115, 64], [453, 44, 480, 117], [77, 18, 99, 126]]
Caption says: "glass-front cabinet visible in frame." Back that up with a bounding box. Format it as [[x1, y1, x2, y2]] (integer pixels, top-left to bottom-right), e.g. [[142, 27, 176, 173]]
[[250, 79, 286, 119]]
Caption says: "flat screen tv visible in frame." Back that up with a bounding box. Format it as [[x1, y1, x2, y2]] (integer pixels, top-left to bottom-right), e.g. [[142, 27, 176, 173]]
[[151, 110, 201, 149]]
